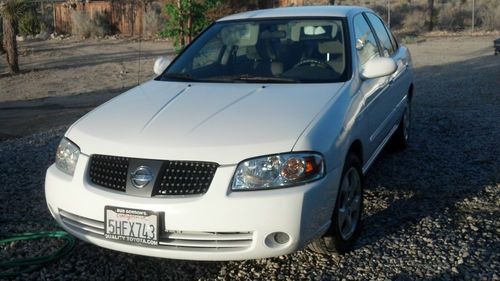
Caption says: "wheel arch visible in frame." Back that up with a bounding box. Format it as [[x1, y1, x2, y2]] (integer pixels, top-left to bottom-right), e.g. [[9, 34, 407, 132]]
[[408, 83, 414, 101], [347, 139, 363, 166]]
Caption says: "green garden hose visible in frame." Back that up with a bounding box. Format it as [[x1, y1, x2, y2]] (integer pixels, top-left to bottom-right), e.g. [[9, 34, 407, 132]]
[[0, 231, 75, 277]]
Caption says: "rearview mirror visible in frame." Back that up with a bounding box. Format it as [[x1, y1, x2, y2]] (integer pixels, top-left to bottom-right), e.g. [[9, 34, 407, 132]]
[[153, 56, 171, 75], [360, 57, 397, 80]]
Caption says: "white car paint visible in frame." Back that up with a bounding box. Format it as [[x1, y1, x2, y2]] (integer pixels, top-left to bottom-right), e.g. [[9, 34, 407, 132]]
[[45, 5, 414, 260], [66, 81, 344, 165]]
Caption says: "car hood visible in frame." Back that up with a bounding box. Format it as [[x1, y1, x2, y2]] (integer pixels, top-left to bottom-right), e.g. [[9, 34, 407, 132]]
[[67, 80, 343, 165]]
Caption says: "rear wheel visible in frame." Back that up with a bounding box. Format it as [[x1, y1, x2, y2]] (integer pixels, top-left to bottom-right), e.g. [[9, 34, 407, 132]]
[[309, 153, 363, 255]]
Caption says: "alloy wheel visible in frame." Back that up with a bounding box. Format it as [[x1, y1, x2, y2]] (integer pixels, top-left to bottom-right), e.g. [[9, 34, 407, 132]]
[[337, 167, 362, 240]]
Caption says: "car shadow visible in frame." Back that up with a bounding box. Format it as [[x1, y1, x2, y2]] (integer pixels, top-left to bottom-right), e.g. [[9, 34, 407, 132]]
[[352, 54, 499, 278]]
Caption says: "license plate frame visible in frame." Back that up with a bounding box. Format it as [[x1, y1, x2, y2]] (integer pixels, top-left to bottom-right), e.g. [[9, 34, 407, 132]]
[[104, 206, 159, 246]]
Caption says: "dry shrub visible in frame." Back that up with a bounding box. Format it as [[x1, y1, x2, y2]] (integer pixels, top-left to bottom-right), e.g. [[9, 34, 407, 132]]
[[476, 0, 500, 31], [403, 9, 427, 33], [437, 2, 469, 31], [142, 3, 164, 37], [71, 10, 112, 38], [71, 11, 92, 38]]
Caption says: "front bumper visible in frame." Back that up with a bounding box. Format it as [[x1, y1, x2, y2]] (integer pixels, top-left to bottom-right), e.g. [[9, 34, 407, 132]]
[[45, 155, 341, 260]]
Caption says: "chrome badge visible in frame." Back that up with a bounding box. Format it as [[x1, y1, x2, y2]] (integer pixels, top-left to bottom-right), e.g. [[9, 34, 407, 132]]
[[131, 166, 153, 188]]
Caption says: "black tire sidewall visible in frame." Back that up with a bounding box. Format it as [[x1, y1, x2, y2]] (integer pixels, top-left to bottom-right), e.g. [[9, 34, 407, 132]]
[[329, 153, 364, 253]]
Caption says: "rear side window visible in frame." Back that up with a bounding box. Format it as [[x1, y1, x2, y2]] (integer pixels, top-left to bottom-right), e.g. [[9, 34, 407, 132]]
[[365, 13, 394, 57], [353, 14, 380, 66]]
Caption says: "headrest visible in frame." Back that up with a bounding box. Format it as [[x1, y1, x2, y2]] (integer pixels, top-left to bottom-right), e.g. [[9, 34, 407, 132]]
[[245, 45, 260, 60], [221, 24, 259, 47], [291, 21, 339, 42]]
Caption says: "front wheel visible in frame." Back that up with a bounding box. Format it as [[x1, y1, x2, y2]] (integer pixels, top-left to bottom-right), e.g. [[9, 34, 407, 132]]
[[309, 153, 363, 255]]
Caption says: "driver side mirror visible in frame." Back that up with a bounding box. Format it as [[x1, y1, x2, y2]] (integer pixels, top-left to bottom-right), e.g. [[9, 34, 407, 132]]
[[153, 56, 171, 75], [360, 57, 397, 80]]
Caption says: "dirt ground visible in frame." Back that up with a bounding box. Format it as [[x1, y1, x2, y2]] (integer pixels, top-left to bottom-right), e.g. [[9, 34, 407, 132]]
[[0, 38, 171, 139], [0, 35, 498, 140]]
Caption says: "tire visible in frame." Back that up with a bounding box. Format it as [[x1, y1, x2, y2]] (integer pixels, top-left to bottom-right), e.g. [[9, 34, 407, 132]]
[[389, 96, 411, 150], [308, 153, 363, 255]]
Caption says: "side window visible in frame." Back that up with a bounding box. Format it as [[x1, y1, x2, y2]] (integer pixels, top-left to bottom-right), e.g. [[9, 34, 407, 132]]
[[353, 14, 380, 66], [387, 28, 398, 51], [365, 13, 394, 57]]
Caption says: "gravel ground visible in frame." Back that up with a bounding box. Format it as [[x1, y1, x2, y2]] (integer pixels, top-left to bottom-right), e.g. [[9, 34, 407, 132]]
[[0, 36, 499, 280]]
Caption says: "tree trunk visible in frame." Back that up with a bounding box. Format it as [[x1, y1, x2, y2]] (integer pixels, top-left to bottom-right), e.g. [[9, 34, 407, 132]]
[[186, 0, 192, 44], [177, 0, 185, 46], [2, 16, 19, 74], [427, 0, 434, 31]]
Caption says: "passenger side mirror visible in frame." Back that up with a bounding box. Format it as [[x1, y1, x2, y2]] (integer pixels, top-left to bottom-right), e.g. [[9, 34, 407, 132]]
[[360, 57, 397, 80], [153, 56, 171, 75]]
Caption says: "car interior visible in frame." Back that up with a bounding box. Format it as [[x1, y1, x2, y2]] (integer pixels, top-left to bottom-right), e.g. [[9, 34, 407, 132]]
[[181, 19, 347, 82]]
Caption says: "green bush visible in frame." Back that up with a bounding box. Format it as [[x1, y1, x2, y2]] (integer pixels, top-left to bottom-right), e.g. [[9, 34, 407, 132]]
[[160, 0, 221, 48], [19, 8, 41, 36]]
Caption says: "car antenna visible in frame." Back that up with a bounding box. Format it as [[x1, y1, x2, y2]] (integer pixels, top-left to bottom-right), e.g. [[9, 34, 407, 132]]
[[137, 23, 142, 86]]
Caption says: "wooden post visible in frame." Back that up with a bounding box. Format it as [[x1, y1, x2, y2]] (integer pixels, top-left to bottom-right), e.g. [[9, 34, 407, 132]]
[[187, 0, 192, 44], [427, 0, 434, 31], [177, 0, 185, 46], [471, 0, 475, 34]]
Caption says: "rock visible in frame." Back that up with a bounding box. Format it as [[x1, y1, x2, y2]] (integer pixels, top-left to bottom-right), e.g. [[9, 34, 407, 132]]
[[35, 31, 50, 41]]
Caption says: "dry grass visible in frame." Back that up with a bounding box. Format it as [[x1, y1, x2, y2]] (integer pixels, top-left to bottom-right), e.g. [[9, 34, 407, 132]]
[[142, 3, 164, 38]]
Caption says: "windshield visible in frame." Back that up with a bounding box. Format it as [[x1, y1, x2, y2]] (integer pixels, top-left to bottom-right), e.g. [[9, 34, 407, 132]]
[[160, 18, 349, 83]]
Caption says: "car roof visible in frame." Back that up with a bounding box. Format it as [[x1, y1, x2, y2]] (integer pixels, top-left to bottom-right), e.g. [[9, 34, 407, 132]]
[[218, 5, 371, 22]]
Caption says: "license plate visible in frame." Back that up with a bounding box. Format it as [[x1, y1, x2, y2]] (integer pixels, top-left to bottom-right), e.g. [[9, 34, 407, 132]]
[[104, 206, 159, 246]]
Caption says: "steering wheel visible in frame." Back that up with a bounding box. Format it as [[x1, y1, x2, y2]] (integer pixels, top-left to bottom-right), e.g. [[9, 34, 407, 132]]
[[293, 59, 333, 70]]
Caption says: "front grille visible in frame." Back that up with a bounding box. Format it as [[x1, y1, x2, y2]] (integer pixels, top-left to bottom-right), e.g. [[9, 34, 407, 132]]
[[59, 210, 253, 251], [88, 155, 218, 197], [89, 155, 129, 192], [154, 161, 218, 196]]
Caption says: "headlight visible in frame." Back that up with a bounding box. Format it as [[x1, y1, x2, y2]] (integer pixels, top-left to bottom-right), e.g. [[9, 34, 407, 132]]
[[231, 152, 324, 191], [55, 138, 80, 176]]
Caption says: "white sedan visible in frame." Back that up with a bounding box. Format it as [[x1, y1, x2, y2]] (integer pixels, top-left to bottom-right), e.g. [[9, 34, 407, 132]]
[[46, 5, 413, 260]]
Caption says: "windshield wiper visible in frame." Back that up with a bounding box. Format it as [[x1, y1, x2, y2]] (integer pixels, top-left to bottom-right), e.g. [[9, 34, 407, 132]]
[[162, 72, 198, 81], [232, 75, 300, 83]]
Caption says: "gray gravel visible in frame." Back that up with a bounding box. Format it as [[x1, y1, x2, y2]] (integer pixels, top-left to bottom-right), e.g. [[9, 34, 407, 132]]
[[1, 36, 499, 280]]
